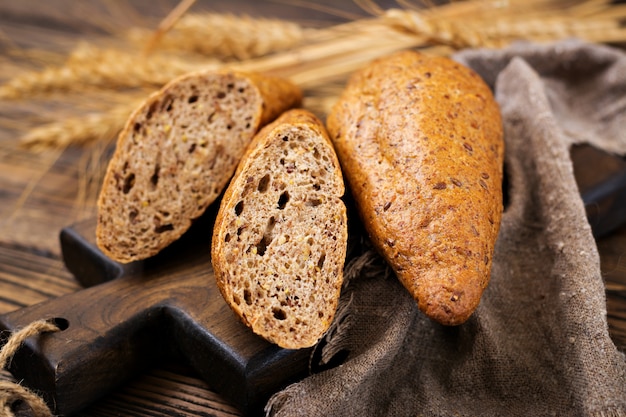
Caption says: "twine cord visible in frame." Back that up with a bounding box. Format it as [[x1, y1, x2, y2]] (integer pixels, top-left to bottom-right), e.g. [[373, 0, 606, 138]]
[[0, 319, 60, 417]]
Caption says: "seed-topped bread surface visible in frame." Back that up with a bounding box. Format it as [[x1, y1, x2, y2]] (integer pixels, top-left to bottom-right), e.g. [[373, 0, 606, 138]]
[[96, 70, 302, 263], [211, 109, 347, 349], [326, 50, 504, 326]]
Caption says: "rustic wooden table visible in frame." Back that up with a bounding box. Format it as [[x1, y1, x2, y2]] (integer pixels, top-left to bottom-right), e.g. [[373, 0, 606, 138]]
[[1, 1, 625, 416]]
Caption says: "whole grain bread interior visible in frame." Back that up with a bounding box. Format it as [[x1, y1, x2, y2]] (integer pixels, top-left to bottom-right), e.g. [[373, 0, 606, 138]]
[[96, 71, 302, 263], [211, 109, 347, 349]]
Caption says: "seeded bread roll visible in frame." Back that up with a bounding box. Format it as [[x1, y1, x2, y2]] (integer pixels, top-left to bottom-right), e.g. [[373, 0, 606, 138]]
[[211, 109, 347, 349], [97, 71, 302, 263], [326, 50, 504, 326]]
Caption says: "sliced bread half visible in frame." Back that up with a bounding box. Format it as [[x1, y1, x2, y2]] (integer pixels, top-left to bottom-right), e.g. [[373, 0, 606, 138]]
[[211, 109, 347, 349], [96, 71, 302, 263]]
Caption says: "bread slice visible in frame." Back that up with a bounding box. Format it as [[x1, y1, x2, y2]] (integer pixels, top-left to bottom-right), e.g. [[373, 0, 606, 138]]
[[96, 71, 302, 263], [211, 109, 347, 349]]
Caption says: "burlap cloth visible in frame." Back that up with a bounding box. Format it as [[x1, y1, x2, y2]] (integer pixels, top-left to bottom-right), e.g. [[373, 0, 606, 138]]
[[265, 39, 626, 417]]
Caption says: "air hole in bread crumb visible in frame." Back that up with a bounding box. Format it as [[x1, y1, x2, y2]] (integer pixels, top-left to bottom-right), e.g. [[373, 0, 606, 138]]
[[317, 253, 326, 269], [307, 237, 314, 246], [155, 224, 174, 233], [129, 209, 138, 223], [318, 311, 324, 318], [224, 233, 231, 242], [188, 95, 198, 103], [306, 198, 322, 207], [256, 216, 276, 256], [146, 101, 158, 119], [313, 183, 321, 191], [278, 192, 289, 209], [217, 91, 226, 99], [133, 122, 141, 133], [227, 124, 232, 130], [207, 112, 216, 123], [122, 173, 135, 194], [282, 135, 289, 142], [273, 308, 287, 320], [235, 201, 244, 216], [150, 164, 160, 188], [188, 143, 196, 153], [258, 174, 270, 192], [233, 295, 241, 305], [244, 289, 252, 305]]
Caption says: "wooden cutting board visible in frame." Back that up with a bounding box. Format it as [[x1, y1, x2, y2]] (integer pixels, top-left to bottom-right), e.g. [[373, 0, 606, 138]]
[[0, 211, 312, 416]]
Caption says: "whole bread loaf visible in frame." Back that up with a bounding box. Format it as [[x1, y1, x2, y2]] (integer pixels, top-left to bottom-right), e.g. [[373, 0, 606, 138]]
[[211, 109, 347, 349], [97, 70, 302, 263], [326, 50, 504, 325]]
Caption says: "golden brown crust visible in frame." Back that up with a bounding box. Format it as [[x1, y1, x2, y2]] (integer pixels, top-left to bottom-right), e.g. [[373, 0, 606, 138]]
[[96, 70, 301, 263], [242, 71, 303, 127], [327, 50, 504, 325], [212, 109, 347, 348]]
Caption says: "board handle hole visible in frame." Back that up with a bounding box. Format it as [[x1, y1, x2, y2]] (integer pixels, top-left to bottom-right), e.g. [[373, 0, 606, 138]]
[[50, 317, 69, 331]]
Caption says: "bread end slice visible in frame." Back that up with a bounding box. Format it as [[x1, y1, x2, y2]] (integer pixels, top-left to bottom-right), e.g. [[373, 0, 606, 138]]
[[96, 71, 301, 263], [211, 109, 347, 349]]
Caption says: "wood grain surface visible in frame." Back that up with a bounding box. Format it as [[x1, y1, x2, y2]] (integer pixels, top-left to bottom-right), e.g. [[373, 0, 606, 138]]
[[0, 2, 377, 416], [1, 1, 626, 417]]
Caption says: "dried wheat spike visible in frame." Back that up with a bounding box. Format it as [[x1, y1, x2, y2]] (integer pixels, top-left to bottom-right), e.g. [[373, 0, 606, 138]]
[[127, 13, 307, 60], [384, 7, 626, 48], [0, 43, 213, 99], [20, 104, 136, 151]]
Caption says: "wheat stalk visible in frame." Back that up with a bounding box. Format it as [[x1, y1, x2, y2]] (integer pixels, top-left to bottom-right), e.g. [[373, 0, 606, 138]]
[[0, 43, 214, 99], [385, 1, 626, 48], [142, 0, 198, 55], [128, 12, 309, 60], [5, 0, 626, 151], [19, 102, 138, 150], [0, 12, 307, 100]]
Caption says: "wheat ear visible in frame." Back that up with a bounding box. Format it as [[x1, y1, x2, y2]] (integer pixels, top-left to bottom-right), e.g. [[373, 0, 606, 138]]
[[0, 43, 213, 100], [127, 13, 308, 60]]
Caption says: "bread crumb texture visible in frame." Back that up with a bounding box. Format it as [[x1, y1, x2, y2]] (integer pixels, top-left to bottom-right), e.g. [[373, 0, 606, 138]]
[[212, 109, 347, 349], [96, 71, 301, 263], [327, 50, 504, 326]]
